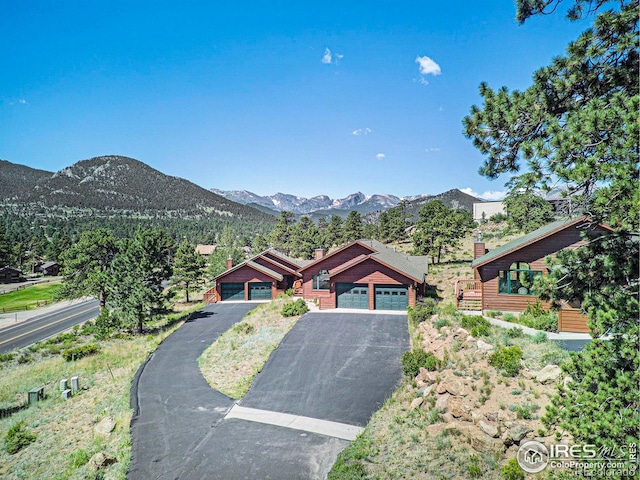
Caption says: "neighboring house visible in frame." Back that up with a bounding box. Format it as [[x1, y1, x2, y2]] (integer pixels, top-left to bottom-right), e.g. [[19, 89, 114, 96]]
[[0, 266, 22, 283], [39, 261, 60, 276], [206, 239, 429, 311], [195, 244, 217, 258], [456, 217, 612, 332], [473, 201, 505, 221]]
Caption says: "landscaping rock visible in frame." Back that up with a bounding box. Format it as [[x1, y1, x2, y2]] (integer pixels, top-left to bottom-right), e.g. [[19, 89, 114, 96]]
[[478, 420, 500, 438], [410, 397, 424, 410], [535, 364, 563, 384], [453, 328, 470, 341], [423, 384, 434, 397], [476, 339, 495, 355], [435, 393, 450, 412], [442, 413, 455, 423], [94, 416, 116, 437], [469, 430, 502, 452], [471, 411, 486, 424], [89, 452, 117, 471], [510, 424, 530, 442], [417, 368, 438, 384], [449, 398, 471, 421], [502, 430, 515, 447], [436, 377, 465, 396]]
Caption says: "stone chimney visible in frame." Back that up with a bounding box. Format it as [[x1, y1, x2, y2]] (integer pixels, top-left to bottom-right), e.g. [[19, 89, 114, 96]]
[[314, 248, 326, 260], [474, 231, 487, 259], [226, 256, 233, 270]]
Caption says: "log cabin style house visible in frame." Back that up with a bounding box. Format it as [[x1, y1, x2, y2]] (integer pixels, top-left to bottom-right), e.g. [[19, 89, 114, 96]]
[[456, 217, 612, 332], [206, 239, 429, 311]]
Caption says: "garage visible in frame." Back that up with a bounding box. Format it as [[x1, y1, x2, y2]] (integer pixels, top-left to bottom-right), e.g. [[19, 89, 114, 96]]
[[249, 282, 272, 300], [375, 285, 409, 311], [220, 282, 245, 301], [336, 283, 369, 309]]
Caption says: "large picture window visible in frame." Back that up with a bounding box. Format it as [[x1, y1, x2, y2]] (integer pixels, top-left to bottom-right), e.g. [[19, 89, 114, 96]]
[[312, 270, 330, 290], [498, 262, 541, 295]]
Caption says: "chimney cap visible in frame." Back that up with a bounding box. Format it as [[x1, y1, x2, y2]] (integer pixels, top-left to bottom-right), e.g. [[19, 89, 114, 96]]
[[476, 231, 483, 243]]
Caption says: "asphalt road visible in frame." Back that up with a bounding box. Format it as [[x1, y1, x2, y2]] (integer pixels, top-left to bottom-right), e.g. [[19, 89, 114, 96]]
[[0, 299, 100, 353], [128, 307, 409, 480]]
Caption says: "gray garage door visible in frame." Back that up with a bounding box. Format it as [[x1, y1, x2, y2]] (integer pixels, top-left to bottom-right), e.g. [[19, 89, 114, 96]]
[[249, 282, 272, 300], [336, 283, 369, 309], [375, 285, 409, 311], [220, 282, 245, 301]]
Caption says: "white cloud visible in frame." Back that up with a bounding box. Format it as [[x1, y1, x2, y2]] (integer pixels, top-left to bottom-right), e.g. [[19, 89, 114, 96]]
[[322, 47, 343, 65], [425, 147, 441, 153], [460, 187, 506, 201], [352, 128, 372, 136], [321, 48, 332, 64], [415, 55, 441, 76], [19, 98, 27, 104], [376, 153, 385, 160]]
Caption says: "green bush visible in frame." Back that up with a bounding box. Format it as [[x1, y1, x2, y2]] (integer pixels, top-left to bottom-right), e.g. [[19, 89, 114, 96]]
[[281, 298, 309, 317], [68, 448, 90, 468], [523, 298, 546, 317], [408, 299, 436, 327], [485, 310, 501, 318], [232, 322, 255, 335], [401, 349, 441, 378], [471, 324, 490, 337], [0, 352, 15, 363], [489, 213, 508, 222], [3, 421, 36, 454], [506, 327, 524, 338], [62, 344, 100, 362], [467, 454, 483, 478], [433, 318, 449, 330], [489, 346, 523, 377], [502, 458, 524, 480], [462, 315, 491, 337], [93, 308, 122, 340], [531, 331, 548, 343], [520, 313, 558, 332]]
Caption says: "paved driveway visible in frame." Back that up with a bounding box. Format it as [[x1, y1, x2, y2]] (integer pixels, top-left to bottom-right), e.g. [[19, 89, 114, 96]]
[[128, 308, 409, 480]]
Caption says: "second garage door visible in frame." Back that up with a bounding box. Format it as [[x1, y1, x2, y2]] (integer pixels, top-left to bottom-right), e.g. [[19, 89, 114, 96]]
[[375, 285, 409, 311], [249, 282, 272, 300], [336, 283, 369, 309]]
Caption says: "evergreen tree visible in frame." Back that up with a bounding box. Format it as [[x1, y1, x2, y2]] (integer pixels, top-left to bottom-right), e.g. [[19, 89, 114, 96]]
[[342, 211, 363, 243], [289, 216, 320, 259], [269, 211, 296, 254], [171, 239, 206, 302], [465, 0, 639, 454], [207, 246, 245, 279], [58, 228, 119, 308], [110, 228, 174, 334], [324, 215, 343, 247], [412, 201, 474, 263], [504, 190, 555, 233], [252, 234, 269, 253], [0, 229, 12, 267]]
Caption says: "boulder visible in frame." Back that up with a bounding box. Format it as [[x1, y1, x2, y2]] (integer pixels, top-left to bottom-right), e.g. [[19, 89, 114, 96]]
[[469, 430, 503, 452], [442, 413, 455, 423], [449, 398, 471, 421], [509, 424, 530, 443], [535, 364, 563, 384], [478, 420, 500, 438], [410, 397, 424, 410], [471, 411, 486, 425], [453, 327, 470, 341], [94, 417, 116, 437], [417, 368, 438, 384], [423, 384, 434, 397], [436, 377, 466, 396], [502, 430, 514, 447], [89, 452, 117, 471], [435, 393, 450, 412], [476, 339, 495, 355]]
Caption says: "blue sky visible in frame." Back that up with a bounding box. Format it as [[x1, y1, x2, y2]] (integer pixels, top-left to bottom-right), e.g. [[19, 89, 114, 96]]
[[1, 1, 591, 200]]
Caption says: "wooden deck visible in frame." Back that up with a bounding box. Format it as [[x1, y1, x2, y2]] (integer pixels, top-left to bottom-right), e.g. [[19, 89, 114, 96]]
[[455, 279, 482, 311]]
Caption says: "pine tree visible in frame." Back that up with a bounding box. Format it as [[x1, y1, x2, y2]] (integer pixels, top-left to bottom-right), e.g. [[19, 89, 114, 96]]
[[171, 239, 206, 303], [342, 211, 363, 243]]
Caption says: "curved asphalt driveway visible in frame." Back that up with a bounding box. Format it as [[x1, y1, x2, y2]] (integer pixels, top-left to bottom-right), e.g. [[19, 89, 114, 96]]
[[128, 307, 409, 480]]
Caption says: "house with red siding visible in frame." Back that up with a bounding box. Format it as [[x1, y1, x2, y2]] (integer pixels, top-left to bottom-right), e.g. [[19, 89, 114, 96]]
[[297, 239, 428, 311], [456, 217, 612, 332], [206, 239, 429, 311]]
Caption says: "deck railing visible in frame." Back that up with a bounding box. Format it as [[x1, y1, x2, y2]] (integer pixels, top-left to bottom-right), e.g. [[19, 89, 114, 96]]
[[455, 279, 482, 310], [203, 287, 217, 304]]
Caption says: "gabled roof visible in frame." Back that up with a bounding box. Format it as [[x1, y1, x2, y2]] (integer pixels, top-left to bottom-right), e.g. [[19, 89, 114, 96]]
[[195, 244, 217, 255], [0, 266, 21, 273], [297, 240, 377, 272], [263, 248, 312, 268], [305, 239, 428, 283], [41, 261, 59, 269], [471, 216, 613, 268], [253, 253, 302, 277], [216, 259, 283, 281]]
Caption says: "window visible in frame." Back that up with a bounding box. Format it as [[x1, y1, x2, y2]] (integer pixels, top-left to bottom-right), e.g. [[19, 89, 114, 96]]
[[498, 262, 542, 295], [312, 270, 330, 290]]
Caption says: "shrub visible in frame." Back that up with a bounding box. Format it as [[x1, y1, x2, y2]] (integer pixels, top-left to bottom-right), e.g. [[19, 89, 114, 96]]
[[93, 308, 122, 340], [503, 313, 517, 322], [532, 331, 547, 343], [521, 312, 558, 332], [523, 298, 546, 317], [281, 298, 309, 317], [232, 322, 255, 335], [489, 346, 523, 377], [408, 299, 436, 327], [467, 454, 483, 478], [489, 213, 508, 222], [3, 421, 36, 454], [284, 288, 294, 296], [486, 310, 501, 318], [433, 318, 449, 330], [62, 344, 100, 362], [0, 352, 15, 363], [68, 448, 90, 468], [401, 349, 441, 378], [471, 324, 490, 337], [17, 353, 32, 364], [506, 327, 524, 338], [502, 458, 524, 480], [461, 315, 489, 330]]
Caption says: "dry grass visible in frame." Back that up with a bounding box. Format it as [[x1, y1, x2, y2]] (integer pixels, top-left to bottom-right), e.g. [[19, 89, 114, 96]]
[[198, 295, 304, 399], [0, 304, 201, 480]]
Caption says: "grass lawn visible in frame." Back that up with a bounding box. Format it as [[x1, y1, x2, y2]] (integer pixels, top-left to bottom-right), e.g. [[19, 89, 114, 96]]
[[0, 282, 62, 312]]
